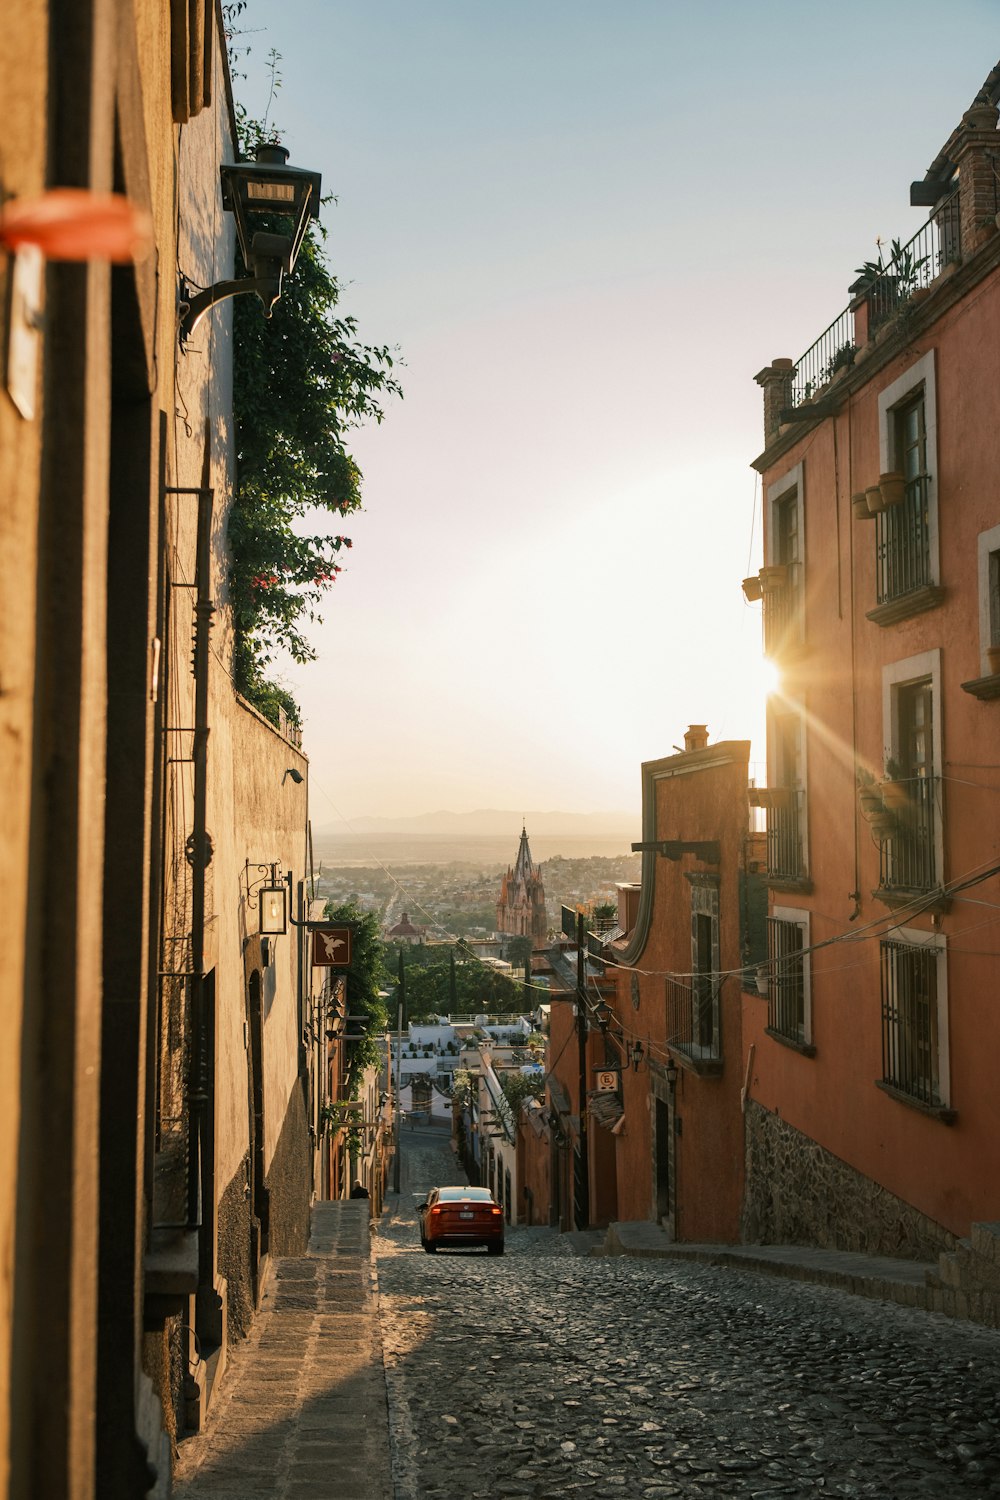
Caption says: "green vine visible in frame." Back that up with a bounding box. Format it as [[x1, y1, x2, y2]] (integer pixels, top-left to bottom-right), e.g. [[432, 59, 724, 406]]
[[325, 902, 389, 1085], [228, 107, 401, 726]]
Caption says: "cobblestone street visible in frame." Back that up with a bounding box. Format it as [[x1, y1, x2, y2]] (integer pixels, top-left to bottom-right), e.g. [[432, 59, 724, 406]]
[[378, 1129, 1000, 1500], [176, 1128, 1000, 1499]]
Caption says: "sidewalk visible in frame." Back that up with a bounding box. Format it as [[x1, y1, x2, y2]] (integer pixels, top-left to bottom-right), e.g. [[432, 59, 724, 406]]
[[601, 1220, 938, 1310], [173, 1202, 391, 1500]]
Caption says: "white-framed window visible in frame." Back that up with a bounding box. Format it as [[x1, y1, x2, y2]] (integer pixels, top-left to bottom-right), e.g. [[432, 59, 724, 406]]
[[766, 905, 811, 1048], [872, 351, 939, 609], [881, 649, 943, 890], [976, 522, 1000, 674], [879, 926, 949, 1109], [764, 459, 805, 652], [666, 875, 721, 1062]]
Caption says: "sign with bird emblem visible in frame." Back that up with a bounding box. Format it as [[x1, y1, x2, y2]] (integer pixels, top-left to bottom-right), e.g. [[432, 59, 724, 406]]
[[311, 926, 353, 968]]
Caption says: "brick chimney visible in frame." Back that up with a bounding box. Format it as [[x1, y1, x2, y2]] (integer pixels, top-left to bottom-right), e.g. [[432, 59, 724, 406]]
[[754, 359, 795, 444], [954, 99, 1000, 257], [684, 724, 709, 752]]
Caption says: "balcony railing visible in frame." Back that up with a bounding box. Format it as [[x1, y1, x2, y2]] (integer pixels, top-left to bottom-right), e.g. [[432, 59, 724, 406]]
[[790, 191, 961, 410], [874, 475, 931, 605], [766, 790, 805, 882], [879, 776, 938, 892], [761, 564, 802, 656], [666, 974, 719, 1060]]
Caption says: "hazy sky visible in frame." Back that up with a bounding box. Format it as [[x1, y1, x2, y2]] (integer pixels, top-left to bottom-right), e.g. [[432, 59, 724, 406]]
[[234, 2, 997, 828]]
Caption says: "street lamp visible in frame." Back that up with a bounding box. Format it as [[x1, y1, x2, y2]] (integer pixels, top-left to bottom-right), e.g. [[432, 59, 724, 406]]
[[179, 141, 322, 343]]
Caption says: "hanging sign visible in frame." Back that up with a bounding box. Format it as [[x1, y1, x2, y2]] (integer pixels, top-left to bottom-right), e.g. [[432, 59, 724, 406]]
[[311, 926, 353, 967]]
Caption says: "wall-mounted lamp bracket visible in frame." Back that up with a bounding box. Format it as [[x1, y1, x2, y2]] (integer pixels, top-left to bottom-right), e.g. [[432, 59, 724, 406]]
[[179, 273, 282, 343], [177, 141, 321, 347]]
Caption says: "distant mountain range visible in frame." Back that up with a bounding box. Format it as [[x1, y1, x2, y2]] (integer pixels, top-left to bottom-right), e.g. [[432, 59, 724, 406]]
[[317, 808, 637, 839]]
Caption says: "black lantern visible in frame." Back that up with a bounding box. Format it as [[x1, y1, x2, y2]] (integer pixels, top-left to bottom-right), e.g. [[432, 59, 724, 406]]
[[246, 859, 290, 936], [259, 877, 288, 936], [179, 141, 321, 342]]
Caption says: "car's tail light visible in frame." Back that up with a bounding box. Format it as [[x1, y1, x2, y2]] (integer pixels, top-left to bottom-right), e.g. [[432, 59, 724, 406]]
[[490, 1207, 502, 1216], [430, 1206, 443, 1216]]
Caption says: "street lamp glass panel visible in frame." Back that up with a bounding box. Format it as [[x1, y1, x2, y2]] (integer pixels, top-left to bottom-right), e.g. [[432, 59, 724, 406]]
[[246, 181, 297, 204], [260, 884, 287, 935]]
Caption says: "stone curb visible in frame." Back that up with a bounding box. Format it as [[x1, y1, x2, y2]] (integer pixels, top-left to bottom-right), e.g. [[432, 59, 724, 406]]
[[599, 1221, 1000, 1329]]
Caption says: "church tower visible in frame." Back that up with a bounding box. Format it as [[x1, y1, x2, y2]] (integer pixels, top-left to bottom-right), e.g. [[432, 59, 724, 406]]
[[496, 825, 548, 948]]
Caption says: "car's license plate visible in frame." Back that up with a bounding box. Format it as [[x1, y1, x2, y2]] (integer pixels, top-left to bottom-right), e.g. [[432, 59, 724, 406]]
[[459, 1211, 474, 1219]]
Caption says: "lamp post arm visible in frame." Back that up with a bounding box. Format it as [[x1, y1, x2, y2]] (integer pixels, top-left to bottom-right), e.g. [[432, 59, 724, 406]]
[[179, 273, 283, 342]]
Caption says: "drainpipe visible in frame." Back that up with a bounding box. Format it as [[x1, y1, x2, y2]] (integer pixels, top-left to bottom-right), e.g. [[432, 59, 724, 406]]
[[173, 485, 215, 1249]]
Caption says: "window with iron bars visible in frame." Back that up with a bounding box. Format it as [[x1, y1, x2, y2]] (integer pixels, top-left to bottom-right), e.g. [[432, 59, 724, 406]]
[[875, 393, 930, 605], [880, 939, 941, 1107], [766, 916, 807, 1045]]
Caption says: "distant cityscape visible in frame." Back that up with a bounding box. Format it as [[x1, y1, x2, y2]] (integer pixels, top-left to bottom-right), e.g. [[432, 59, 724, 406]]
[[312, 836, 641, 943]]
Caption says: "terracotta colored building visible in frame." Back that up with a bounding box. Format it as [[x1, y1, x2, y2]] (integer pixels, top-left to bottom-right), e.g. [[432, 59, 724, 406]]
[[497, 825, 548, 947], [1, 6, 323, 1492], [608, 729, 762, 1242], [746, 64, 1000, 1269]]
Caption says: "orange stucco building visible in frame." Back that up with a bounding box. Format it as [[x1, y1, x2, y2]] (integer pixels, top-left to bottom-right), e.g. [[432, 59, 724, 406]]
[[745, 64, 1000, 1264], [608, 729, 761, 1243]]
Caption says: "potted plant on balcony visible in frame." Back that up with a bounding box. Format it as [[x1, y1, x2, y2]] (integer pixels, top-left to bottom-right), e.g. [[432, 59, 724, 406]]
[[865, 483, 887, 515], [986, 643, 1000, 676], [852, 491, 874, 521], [880, 759, 910, 811], [868, 804, 897, 840], [759, 563, 789, 592], [750, 786, 792, 811], [878, 472, 906, 507], [856, 768, 884, 818], [742, 574, 763, 603]]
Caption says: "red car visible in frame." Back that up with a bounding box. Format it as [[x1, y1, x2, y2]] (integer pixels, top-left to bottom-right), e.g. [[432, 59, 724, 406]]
[[417, 1186, 505, 1255]]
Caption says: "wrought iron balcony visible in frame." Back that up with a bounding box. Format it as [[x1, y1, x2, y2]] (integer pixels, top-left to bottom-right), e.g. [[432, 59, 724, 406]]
[[761, 564, 803, 657], [766, 790, 805, 882], [874, 475, 932, 605], [788, 192, 961, 412], [879, 776, 938, 893], [666, 974, 720, 1063]]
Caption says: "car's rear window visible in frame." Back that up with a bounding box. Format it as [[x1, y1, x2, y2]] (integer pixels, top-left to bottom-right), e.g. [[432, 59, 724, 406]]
[[437, 1187, 493, 1202]]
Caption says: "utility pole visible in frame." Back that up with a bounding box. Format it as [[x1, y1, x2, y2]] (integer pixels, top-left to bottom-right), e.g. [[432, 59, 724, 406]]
[[574, 911, 590, 1229], [392, 949, 406, 1194]]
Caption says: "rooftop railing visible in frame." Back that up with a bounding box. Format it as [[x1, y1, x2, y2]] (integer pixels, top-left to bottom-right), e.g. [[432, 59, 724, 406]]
[[789, 191, 961, 409]]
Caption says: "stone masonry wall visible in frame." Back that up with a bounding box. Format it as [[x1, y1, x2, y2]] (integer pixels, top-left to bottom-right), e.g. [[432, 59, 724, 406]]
[[218, 1158, 255, 1341], [265, 1077, 312, 1258], [742, 1101, 957, 1262]]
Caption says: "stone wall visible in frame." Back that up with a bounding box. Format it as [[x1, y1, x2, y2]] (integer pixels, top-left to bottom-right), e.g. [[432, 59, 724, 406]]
[[218, 1160, 255, 1341], [266, 1078, 312, 1257], [742, 1101, 956, 1261]]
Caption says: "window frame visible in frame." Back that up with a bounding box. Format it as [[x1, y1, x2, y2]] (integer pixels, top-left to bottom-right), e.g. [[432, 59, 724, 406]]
[[878, 925, 950, 1111], [686, 874, 721, 1062], [882, 648, 943, 887], [977, 523, 1000, 673], [765, 698, 809, 884], [877, 350, 939, 587], [764, 459, 805, 648], [767, 905, 812, 1050]]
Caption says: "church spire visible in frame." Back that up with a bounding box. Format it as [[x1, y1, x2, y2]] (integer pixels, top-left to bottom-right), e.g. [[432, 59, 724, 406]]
[[513, 823, 534, 882]]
